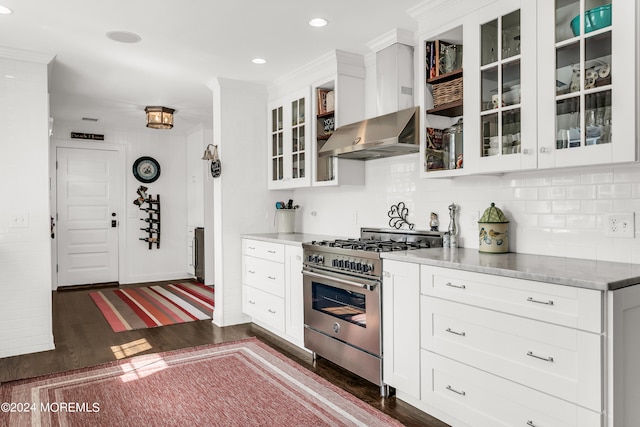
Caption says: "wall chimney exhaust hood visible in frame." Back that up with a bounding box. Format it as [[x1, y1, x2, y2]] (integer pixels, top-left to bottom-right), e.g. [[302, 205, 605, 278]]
[[318, 106, 419, 160], [319, 40, 417, 160]]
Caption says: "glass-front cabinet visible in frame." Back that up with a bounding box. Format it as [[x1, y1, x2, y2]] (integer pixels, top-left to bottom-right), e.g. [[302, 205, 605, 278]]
[[464, 0, 537, 174], [537, 0, 637, 168], [267, 88, 311, 189]]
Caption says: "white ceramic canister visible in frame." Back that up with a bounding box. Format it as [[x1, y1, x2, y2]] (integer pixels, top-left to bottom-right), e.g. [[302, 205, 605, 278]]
[[478, 202, 509, 253]]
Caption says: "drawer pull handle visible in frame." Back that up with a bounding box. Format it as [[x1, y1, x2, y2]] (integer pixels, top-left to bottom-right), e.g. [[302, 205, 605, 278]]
[[248, 300, 256, 305], [248, 270, 256, 274], [268, 250, 277, 254], [527, 351, 554, 363], [445, 282, 466, 290], [446, 385, 466, 396], [248, 246, 256, 250], [267, 309, 276, 314], [445, 328, 466, 337], [527, 421, 537, 427], [267, 276, 276, 280], [527, 297, 554, 306]]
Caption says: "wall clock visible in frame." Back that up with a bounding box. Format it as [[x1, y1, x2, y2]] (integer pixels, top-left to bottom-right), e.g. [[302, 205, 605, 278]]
[[133, 156, 161, 183]]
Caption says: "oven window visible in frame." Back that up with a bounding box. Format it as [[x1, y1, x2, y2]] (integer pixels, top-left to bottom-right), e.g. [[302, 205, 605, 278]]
[[311, 282, 366, 328]]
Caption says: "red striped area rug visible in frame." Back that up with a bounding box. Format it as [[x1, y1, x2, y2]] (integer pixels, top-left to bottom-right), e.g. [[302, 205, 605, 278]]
[[0, 338, 402, 427], [89, 282, 214, 332]]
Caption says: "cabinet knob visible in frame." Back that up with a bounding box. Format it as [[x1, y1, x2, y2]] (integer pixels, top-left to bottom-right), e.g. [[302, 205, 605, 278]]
[[522, 148, 529, 155], [539, 147, 549, 154]]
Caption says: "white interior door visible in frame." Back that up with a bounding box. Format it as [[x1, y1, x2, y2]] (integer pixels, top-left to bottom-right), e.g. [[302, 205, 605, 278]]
[[57, 147, 119, 286]]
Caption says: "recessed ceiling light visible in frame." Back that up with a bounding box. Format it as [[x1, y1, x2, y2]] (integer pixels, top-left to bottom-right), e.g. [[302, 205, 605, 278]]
[[0, 5, 13, 14], [308, 18, 328, 28], [106, 31, 142, 44], [252, 58, 267, 65]]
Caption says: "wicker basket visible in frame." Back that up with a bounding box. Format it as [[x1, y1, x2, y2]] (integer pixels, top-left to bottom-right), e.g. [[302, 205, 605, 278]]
[[432, 77, 463, 107]]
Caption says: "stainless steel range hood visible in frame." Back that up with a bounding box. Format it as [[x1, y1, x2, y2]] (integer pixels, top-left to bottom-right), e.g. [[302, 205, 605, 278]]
[[319, 42, 417, 160], [318, 106, 419, 160]]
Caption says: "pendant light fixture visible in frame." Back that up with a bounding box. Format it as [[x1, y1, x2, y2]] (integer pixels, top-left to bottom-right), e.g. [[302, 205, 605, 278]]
[[145, 106, 175, 129]]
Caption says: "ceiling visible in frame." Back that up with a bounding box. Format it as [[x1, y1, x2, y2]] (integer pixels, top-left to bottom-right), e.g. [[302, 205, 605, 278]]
[[0, 0, 423, 134]]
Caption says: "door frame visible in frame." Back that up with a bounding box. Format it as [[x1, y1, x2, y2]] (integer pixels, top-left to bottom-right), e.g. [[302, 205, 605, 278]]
[[50, 140, 127, 290]]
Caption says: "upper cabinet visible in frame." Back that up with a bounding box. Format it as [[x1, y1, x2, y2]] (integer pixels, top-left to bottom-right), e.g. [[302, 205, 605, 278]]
[[465, 0, 538, 174], [418, 0, 637, 178], [311, 51, 366, 187], [268, 87, 312, 189], [537, 0, 637, 169], [267, 51, 365, 189]]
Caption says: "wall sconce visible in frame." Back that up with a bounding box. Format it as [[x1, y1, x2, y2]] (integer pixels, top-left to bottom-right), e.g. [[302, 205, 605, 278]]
[[202, 144, 221, 177], [145, 106, 175, 129]]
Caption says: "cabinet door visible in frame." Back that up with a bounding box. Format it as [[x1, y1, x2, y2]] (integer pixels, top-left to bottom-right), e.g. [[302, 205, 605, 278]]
[[382, 260, 420, 399], [537, 0, 636, 168], [267, 88, 311, 189], [465, 0, 538, 174], [284, 245, 304, 345]]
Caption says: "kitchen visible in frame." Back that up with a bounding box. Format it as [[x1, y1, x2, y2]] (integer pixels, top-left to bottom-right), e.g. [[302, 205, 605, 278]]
[[1, 0, 640, 426]]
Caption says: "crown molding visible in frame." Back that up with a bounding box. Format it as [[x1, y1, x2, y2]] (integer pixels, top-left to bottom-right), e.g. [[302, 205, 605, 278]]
[[366, 28, 415, 53], [0, 46, 55, 64]]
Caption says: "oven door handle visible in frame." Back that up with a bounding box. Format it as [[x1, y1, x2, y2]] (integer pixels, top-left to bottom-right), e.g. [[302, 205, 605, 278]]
[[303, 269, 379, 291]]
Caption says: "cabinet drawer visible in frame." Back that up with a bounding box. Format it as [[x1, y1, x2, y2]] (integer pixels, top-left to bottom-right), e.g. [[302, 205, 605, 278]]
[[421, 351, 601, 427], [242, 285, 285, 332], [420, 265, 602, 333], [421, 296, 602, 411], [243, 239, 284, 263], [243, 256, 285, 297]]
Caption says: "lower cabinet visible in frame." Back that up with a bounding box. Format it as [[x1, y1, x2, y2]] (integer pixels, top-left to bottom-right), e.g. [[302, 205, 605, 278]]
[[383, 259, 640, 427], [241, 239, 304, 348]]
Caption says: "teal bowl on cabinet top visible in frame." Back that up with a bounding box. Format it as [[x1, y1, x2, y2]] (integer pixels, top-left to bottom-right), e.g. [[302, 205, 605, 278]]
[[571, 4, 612, 37]]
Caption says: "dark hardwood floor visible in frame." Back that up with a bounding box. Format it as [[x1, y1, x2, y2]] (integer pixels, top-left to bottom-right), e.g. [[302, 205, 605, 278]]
[[0, 280, 449, 427]]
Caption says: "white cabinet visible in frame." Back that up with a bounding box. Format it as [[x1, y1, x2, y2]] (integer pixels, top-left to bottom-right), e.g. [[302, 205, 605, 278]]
[[241, 239, 304, 348], [420, 265, 603, 424], [537, 0, 637, 169], [464, 0, 538, 174], [311, 51, 365, 186], [284, 245, 304, 346], [381, 258, 640, 427], [267, 87, 311, 189], [418, 0, 638, 178], [382, 260, 421, 399]]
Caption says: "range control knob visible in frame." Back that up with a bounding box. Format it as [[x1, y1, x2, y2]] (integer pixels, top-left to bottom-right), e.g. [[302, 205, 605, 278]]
[[317, 255, 324, 265]]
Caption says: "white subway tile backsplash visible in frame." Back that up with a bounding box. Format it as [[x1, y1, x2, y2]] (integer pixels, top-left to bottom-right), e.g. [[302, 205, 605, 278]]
[[597, 183, 632, 199], [565, 214, 597, 230], [295, 160, 640, 264], [538, 214, 566, 228], [525, 200, 552, 214], [538, 186, 566, 200], [581, 170, 614, 184], [581, 199, 614, 214], [551, 200, 582, 214], [566, 185, 596, 200], [513, 187, 538, 200]]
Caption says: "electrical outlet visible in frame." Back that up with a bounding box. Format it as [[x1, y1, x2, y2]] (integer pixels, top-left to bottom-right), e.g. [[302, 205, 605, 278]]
[[605, 212, 635, 238]]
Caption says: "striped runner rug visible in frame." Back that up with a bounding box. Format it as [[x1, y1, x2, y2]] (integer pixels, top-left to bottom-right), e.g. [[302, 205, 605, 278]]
[[89, 282, 214, 332]]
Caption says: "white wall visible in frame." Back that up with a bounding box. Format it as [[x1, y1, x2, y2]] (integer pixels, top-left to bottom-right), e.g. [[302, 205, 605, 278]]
[[208, 78, 290, 327], [293, 156, 640, 264], [0, 52, 55, 358], [52, 121, 190, 285]]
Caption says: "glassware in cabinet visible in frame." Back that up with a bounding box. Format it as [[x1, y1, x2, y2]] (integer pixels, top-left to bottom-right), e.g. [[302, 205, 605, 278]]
[[538, 0, 635, 169], [480, 10, 523, 160]]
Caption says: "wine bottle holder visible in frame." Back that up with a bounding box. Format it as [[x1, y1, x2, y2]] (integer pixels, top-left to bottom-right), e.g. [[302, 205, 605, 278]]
[[139, 194, 160, 249]]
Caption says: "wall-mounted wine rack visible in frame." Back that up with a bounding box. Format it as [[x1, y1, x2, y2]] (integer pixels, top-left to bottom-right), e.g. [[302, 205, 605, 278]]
[[139, 195, 160, 249]]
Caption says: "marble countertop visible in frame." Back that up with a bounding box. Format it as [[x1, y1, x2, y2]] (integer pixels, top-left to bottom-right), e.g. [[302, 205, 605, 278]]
[[241, 233, 343, 247], [381, 248, 640, 291]]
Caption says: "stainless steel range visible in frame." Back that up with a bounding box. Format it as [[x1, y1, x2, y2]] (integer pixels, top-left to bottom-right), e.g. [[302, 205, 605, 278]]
[[302, 227, 443, 396]]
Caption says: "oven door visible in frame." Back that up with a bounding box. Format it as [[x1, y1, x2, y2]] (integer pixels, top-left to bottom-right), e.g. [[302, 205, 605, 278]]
[[303, 268, 381, 356]]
